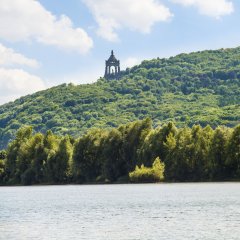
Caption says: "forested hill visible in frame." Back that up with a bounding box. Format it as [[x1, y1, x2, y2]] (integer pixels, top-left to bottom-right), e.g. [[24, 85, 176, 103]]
[[0, 47, 240, 149]]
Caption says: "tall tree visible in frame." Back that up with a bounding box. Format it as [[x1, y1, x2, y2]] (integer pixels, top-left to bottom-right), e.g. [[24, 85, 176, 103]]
[[73, 129, 107, 182], [5, 126, 33, 184], [227, 125, 240, 178], [103, 129, 124, 182], [209, 127, 231, 180], [120, 118, 152, 172]]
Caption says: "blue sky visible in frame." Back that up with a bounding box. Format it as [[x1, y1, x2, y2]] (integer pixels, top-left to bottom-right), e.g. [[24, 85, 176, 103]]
[[0, 0, 239, 104]]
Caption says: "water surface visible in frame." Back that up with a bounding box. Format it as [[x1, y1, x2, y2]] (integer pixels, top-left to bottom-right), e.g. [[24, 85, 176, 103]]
[[1, 183, 240, 240]]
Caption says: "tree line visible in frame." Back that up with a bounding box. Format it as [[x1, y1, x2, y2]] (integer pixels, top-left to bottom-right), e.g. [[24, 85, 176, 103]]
[[0, 118, 239, 185]]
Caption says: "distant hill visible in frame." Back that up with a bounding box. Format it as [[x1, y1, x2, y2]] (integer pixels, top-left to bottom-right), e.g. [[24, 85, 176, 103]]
[[0, 47, 240, 149]]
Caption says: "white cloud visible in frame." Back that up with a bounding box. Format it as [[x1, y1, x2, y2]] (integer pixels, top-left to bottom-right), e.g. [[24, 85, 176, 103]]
[[0, 0, 93, 53], [122, 57, 141, 69], [83, 0, 173, 41], [0, 43, 39, 68], [172, 0, 234, 18], [0, 68, 46, 104]]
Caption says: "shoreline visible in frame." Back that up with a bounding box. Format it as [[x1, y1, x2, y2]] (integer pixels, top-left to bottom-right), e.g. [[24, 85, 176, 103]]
[[1, 179, 240, 187]]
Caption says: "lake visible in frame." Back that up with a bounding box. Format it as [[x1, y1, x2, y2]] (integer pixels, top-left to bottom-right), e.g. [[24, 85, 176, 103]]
[[0, 183, 240, 240]]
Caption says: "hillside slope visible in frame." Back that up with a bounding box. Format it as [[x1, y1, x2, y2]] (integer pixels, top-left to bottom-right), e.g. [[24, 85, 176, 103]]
[[0, 47, 240, 148]]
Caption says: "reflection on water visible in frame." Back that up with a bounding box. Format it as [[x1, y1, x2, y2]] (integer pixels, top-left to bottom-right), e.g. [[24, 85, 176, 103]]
[[0, 183, 240, 240]]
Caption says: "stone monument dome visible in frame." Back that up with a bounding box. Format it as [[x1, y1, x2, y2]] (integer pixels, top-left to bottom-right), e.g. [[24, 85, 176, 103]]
[[104, 50, 120, 79]]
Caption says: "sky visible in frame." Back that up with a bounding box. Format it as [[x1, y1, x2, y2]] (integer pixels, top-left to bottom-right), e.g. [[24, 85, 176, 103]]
[[0, 0, 240, 105]]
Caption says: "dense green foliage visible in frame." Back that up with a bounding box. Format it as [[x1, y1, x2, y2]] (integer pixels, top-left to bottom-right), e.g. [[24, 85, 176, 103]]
[[0, 119, 239, 185], [129, 157, 165, 183], [0, 47, 240, 149]]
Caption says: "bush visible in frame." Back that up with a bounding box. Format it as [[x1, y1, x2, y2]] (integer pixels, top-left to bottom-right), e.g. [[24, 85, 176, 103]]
[[129, 157, 165, 183]]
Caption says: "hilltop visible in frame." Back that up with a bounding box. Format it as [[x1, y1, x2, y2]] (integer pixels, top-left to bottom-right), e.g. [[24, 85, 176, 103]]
[[0, 47, 240, 149]]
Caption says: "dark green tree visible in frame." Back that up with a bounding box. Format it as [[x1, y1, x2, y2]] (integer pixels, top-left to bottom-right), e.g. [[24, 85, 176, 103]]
[[208, 127, 231, 180], [5, 126, 33, 184], [226, 125, 240, 178], [73, 129, 107, 182], [103, 129, 125, 182]]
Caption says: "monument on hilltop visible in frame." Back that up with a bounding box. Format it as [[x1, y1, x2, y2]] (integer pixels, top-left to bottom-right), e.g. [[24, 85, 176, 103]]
[[104, 50, 120, 79]]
